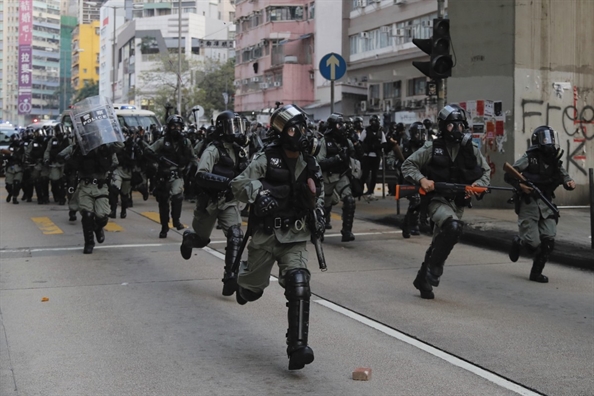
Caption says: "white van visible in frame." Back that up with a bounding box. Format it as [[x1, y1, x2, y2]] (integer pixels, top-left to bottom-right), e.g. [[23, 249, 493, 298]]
[[60, 104, 162, 132]]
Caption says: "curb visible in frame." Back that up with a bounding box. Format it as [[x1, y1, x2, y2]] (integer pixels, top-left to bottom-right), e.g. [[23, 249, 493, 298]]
[[364, 215, 593, 271]]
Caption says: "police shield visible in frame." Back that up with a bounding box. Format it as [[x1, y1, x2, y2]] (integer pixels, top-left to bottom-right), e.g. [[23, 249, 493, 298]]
[[70, 95, 124, 155]]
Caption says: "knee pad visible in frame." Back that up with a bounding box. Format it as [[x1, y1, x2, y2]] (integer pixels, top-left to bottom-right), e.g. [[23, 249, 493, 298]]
[[284, 269, 311, 300], [227, 224, 243, 244], [342, 195, 355, 209], [440, 218, 464, 243], [95, 216, 108, 229]]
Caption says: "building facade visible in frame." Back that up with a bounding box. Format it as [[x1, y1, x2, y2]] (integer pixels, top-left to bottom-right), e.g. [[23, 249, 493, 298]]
[[71, 21, 101, 90]]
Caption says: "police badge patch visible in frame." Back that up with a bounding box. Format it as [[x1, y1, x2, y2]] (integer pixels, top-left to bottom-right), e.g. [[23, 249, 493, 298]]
[[434, 148, 444, 155], [270, 157, 282, 168]]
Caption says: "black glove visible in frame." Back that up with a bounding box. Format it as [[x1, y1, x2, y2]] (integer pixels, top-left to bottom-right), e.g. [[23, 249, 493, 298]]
[[338, 148, 348, 163], [254, 190, 278, 217]]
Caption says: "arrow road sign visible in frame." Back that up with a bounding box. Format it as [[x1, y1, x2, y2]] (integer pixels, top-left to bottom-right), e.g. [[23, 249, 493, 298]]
[[319, 53, 347, 81]]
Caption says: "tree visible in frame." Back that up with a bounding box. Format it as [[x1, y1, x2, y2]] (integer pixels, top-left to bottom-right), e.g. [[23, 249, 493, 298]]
[[72, 80, 99, 103], [137, 55, 235, 123]]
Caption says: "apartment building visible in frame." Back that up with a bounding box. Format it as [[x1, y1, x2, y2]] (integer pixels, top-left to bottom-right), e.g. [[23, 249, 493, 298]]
[[71, 21, 101, 90]]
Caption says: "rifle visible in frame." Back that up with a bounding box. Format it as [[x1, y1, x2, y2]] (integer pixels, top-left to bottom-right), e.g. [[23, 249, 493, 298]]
[[502, 162, 559, 215], [394, 182, 515, 200], [159, 156, 179, 168]]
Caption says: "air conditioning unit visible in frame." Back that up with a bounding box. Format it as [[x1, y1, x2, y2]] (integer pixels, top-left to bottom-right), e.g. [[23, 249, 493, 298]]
[[251, 76, 261, 82], [233, 80, 241, 86], [380, 26, 392, 34], [242, 79, 249, 85], [393, 28, 407, 37], [273, 82, 282, 87], [383, 99, 393, 111], [259, 82, 269, 89], [360, 101, 367, 112], [284, 55, 298, 63], [360, 32, 370, 39], [355, 0, 365, 7], [421, 20, 433, 28], [395, 0, 406, 5]]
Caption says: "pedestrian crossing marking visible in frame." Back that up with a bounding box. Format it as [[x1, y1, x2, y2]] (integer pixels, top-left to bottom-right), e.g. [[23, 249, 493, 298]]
[[31, 217, 64, 235], [104, 222, 124, 232], [140, 211, 186, 229]]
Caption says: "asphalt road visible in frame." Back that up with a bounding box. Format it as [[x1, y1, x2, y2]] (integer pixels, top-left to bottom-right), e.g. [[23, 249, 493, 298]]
[[0, 191, 592, 396]]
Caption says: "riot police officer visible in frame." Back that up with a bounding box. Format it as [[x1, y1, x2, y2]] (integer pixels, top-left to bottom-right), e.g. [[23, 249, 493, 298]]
[[316, 114, 361, 241], [230, 104, 325, 370], [402, 105, 491, 299], [25, 128, 50, 204], [179, 111, 249, 297], [58, 141, 123, 254], [146, 115, 195, 238], [43, 124, 70, 205], [360, 114, 387, 196], [2, 133, 25, 204], [401, 122, 428, 238], [505, 126, 575, 283]]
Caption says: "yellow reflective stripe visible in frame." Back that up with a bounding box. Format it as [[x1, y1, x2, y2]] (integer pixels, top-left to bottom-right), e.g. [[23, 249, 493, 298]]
[[31, 217, 63, 235]]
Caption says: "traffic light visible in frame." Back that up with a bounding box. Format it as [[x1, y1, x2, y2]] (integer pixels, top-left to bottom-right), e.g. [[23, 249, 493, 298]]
[[412, 18, 453, 79]]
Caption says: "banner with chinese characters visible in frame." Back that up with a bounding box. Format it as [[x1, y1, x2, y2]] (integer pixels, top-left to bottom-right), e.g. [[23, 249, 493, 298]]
[[18, 0, 33, 115]]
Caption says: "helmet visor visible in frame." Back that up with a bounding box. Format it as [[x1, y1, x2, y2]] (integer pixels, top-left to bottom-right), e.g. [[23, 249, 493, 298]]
[[538, 129, 559, 147]]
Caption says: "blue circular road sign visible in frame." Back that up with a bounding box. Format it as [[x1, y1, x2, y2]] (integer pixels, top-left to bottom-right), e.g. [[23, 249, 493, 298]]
[[319, 53, 347, 81]]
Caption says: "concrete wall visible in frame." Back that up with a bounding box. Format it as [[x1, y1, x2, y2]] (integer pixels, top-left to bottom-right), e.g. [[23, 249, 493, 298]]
[[449, 0, 592, 206]]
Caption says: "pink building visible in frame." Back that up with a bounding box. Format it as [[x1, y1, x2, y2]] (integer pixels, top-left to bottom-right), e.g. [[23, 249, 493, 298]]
[[233, 1, 315, 113]]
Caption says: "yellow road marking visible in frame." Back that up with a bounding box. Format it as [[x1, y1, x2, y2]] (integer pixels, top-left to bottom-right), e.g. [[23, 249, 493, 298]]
[[330, 213, 341, 221], [31, 217, 63, 235], [104, 221, 124, 232], [140, 211, 185, 229]]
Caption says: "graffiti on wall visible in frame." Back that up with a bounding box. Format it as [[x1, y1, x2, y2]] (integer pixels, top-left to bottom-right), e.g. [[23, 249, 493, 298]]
[[521, 86, 592, 175]]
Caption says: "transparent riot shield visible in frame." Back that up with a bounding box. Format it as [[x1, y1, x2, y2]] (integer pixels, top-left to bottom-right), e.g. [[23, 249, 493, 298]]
[[70, 96, 123, 155]]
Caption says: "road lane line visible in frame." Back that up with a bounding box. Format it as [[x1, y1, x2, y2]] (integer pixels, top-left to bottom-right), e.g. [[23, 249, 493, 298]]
[[140, 211, 186, 229], [314, 300, 542, 396], [31, 217, 63, 235]]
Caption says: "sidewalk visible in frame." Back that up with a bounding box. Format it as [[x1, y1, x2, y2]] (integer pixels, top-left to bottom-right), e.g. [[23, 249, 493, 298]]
[[349, 191, 593, 270]]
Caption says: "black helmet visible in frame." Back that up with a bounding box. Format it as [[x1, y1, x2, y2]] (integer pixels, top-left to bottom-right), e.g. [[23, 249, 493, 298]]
[[269, 104, 308, 152], [369, 114, 380, 127], [437, 104, 468, 142], [54, 123, 65, 137], [326, 113, 344, 132], [166, 115, 185, 140], [215, 110, 246, 144], [408, 122, 427, 144], [531, 125, 561, 160], [353, 116, 364, 130]]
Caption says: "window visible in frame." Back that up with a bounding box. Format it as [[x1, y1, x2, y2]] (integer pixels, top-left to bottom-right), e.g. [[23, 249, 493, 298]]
[[266, 6, 304, 22], [369, 84, 380, 100], [407, 77, 426, 96], [383, 81, 401, 99], [309, 2, 315, 19]]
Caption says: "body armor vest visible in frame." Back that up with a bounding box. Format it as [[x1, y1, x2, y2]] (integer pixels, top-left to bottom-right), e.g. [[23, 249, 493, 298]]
[[364, 127, 381, 153], [323, 135, 349, 173], [210, 142, 248, 179], [29, 141, 45, 161], [426, 139, 483, 185], [80, 147, 112, 176], [49, 138, 68, 161], [523, 150, 562, 199], [160, 138, 182, 165]]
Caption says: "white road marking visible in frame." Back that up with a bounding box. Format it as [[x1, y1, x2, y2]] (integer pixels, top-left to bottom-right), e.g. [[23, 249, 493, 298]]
[[314, 299, 542, 396]]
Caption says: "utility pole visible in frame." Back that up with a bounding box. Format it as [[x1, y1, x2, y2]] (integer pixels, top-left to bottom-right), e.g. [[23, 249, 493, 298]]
[[177, 0, 182, 116], [437, 0, 446, 108], [112, 7, 117, 103]]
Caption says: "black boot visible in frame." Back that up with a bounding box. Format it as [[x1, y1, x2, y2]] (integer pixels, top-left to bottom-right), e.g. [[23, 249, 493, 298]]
[[140, 186, 149, 201], [222, 225, 242, 296], [42, 178, 50, 204], [425, 219, 463, 287], [340, 196, 356, 242], [180, 230, 210, 260], [35, 181, 46, 204], [11, 182, 20, 205], [284, 269, 314, 370], [81, 211, 96, 254], [529, 237, 554, 283], [108, 187, 118, 218], [94, 216, 108, 244], [5, 183, 12, 203], [69, 210, 77, 222], [509, 235, 522, 262], [158, 200, 169, 238], [171, 194, 184, 230], [120, 194, 128, 219], [324, 206, 333, 230], [402, 211, 411, 239], [413, 260, 434, 299]]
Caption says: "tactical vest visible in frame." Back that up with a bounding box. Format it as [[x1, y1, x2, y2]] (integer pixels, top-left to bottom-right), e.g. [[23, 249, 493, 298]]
[[523, 150, 563, 199], [29, 141, 45, 161], [210, 141, 248, 179], [324, 136, 349, 173], [425, 139, 483, 185], [160, 138, 182, 165], [49, 138, 67, 161], [80, 147, 113, 176], [263, 147, 312, 219]]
